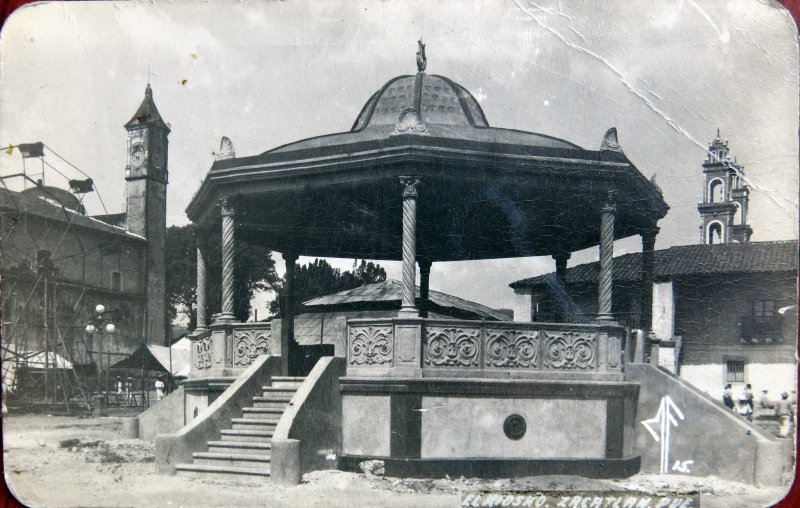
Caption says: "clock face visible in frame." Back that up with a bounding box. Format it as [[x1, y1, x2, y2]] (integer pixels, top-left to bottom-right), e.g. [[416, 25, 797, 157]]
[[131, 145, 145, 167]]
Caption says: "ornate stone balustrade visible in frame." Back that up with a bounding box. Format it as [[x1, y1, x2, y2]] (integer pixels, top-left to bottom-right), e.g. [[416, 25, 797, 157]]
[[190, 322, 281, 378], [347, 318, 626, 380]]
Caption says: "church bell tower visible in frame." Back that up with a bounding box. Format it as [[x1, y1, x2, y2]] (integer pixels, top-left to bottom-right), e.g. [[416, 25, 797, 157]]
[[124, 84, 169, 344], [697, 130, 752, 245]]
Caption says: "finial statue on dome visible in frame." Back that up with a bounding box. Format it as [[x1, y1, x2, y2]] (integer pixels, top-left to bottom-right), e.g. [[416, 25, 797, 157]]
[[416, 39, 427, 73]]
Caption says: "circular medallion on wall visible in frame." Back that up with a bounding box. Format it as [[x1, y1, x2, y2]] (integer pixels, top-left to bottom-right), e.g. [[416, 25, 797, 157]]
[[503, 414, 526, 440]]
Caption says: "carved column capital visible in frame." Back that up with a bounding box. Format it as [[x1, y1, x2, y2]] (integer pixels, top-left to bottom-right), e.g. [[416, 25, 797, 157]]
[[400, 176, 421, 199], [641, 226, 660, 247], [220, 196, 235, 217], [282, 251, 299, 264], [601, 190, 618, 214]]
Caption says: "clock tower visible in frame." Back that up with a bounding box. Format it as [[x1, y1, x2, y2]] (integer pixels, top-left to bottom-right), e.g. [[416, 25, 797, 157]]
[[124, 83, 169, 344]]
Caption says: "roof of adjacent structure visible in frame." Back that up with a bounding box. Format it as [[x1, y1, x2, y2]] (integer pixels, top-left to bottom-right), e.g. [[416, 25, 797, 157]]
[[509, 240, 799, 289], [304, 279, 511, 321], [0, 187, 144, 241]]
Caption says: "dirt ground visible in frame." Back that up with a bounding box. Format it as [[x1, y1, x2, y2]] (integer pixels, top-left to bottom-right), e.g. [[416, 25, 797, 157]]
[[1, 412, 794, 508]]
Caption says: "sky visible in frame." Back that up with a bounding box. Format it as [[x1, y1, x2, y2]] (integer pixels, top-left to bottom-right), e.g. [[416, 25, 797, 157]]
[[1, 0, 797, 318]]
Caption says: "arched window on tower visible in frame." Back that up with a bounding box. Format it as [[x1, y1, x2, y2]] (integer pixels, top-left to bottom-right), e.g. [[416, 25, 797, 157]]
[[708, 222, 723, 244], [733, 202, 742, 226], [708, 179, 725, 203]]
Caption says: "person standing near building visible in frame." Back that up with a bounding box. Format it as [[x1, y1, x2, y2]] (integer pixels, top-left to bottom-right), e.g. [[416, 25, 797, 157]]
[[154, 377, 165, 401], [723, 384, 735, 410], [775, 391, 793, 438], [739, 384, 754, 421], [125, 376, 134, 406]]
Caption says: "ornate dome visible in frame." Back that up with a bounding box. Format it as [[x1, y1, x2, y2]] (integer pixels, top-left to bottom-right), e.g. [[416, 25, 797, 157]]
[[351, 74, 489, 131]]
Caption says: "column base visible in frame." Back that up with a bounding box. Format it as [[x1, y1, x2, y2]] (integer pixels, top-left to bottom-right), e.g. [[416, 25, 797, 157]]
[[595, 315, 617, 324], [398, 307, 420, 318], [213, 313, 239, 325]]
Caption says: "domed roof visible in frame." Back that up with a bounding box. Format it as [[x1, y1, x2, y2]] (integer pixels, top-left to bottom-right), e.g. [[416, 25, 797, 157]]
[[351, 74, 489, 131], [20, 185, 85, 214], [257, 45, 583, 156]]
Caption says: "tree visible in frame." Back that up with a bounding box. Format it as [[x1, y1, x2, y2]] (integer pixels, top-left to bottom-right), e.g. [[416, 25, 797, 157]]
[[165, 225, 279, 327], [269, 258, 387, 317]]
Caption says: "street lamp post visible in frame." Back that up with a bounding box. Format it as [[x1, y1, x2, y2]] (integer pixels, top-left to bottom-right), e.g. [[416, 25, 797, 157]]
[[85, 304, 115, 403]]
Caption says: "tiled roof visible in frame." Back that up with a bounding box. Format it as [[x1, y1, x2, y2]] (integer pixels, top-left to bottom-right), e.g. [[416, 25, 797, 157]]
[[510, 240, 798, 289], [303, 279, 510, 321], [0, 187, 144, 240]]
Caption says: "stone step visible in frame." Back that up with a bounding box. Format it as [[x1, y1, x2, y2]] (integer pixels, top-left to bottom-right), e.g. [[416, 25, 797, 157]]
[[220, 429, 274, 443], [261, 387, 298, 397], [175, 463, 271, 480], [252, 396, 293, 409], [242, 407, 284, 418], [271, 376, 305, 381], [208, 382, 235, 391], [230, 418, 279, 431], [193, 452, 272, 469], [207, 440, 272, 456], [269, 383, 302, 390]]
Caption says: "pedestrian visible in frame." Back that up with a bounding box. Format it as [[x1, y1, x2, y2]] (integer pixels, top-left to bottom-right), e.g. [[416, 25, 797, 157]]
[[722, 384, 735, 410], [775, 391, 792, 438], [738, 384, 753, 421], [125, 376, 134, 405], [154, 377, 165, 401], [759, 389, 770, 409]]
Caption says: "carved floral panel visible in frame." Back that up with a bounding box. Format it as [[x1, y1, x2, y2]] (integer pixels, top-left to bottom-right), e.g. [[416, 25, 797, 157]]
[[232, 329, 272, 367], [194, 336, 212, 370], [349, 326, 393, 366], [543, 331, 596, 370], [485, 329, 539, 368], [424, 326, 479, 367]]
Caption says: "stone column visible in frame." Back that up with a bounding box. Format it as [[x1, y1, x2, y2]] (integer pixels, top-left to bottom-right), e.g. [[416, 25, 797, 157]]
[[195, 228, 208, 332], [597, 191, 617, 321], [419, 258, 432, 318], [219, 197, 237, 322], [282, 252, 298, 373], [399, 176, 421, 317], [553, 252, 571, 322], [640, 226, 659, 360]]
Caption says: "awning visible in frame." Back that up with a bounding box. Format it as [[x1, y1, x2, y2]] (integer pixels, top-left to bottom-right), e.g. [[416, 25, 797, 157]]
[[110, 344, 190, 376]]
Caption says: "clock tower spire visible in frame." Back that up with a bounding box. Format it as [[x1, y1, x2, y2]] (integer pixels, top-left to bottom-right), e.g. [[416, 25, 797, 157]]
[[124, 83, 169, 345]]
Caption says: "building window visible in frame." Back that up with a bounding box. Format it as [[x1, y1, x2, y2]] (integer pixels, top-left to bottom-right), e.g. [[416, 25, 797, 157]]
[[111, 271, 122, 292], [531, 298, 554, 323], [708, 179, 724, 203], [752, 300, 775, 324], [726, 360, 745, 383], [708, 222, 723, 244]]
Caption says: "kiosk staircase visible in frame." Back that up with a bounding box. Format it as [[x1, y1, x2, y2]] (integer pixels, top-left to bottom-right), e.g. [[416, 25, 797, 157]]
[[174, 376, 305, 479]]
